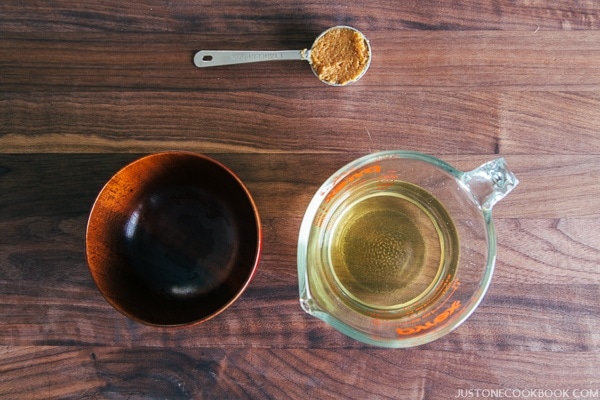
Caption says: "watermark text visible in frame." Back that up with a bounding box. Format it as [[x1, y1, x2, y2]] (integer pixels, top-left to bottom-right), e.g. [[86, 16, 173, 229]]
[[456, 388, 599, 398]]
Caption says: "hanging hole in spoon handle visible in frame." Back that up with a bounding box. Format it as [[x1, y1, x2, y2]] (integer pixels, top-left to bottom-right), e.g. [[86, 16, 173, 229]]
[[194, 50, 306, 68]]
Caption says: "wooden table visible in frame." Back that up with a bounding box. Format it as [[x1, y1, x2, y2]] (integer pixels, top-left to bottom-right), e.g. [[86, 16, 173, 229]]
[[1, 1, 599, 398]]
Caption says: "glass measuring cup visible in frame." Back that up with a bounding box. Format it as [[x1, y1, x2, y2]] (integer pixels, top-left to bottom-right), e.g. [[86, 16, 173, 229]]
[[193, 25, 371, 86], [297, 151, 519, 347]]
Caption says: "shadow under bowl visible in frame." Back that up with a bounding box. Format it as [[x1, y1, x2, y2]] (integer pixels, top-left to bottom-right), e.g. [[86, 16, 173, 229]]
[[86, 152, 261, 327]]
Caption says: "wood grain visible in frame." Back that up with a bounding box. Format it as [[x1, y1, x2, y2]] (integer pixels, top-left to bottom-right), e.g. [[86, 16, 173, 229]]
[[2, 0, 600, 33], [2, 31, 600, 93], [2, 0, 600, 398], [1, 153, 599, 219], [0, 154, 598, 351], [3, 91, 600, 154], [1, 347, 599, 399]]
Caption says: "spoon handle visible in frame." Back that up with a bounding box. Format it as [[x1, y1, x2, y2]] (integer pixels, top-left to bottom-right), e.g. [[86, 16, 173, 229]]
[[194, 50, 307, 68]]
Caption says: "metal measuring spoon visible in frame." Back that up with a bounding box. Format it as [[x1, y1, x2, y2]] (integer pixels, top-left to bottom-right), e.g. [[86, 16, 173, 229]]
[[193, 26, 371, 86]]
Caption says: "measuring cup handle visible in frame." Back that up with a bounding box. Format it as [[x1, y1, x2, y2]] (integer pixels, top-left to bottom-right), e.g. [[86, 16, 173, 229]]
[[194, 50, 306, 67], [460, 158, 519, 212]]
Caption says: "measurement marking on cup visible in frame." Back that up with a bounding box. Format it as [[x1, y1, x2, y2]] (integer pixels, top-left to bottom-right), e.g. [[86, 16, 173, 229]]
[[325, 165, 381, 203], [396, 277, 462, 336], [396, 300, 461, 336], [315, 165, 383, 228], [376, 170, 398, 191]]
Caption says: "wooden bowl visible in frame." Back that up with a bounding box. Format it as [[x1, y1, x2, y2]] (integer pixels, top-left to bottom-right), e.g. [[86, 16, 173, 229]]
[[86, 152, 261, 326]]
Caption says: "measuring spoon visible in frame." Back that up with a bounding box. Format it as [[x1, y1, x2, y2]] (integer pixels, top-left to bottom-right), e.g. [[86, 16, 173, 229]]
[[193, 26, 371, 86]]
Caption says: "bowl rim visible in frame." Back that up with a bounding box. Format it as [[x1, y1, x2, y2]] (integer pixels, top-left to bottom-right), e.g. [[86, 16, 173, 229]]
[[85, 151, 262, 327]]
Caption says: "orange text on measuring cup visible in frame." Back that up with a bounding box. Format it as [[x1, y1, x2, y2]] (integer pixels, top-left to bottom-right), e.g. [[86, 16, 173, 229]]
[[396, 300, 462, 336], [325, 165, 382, 203]]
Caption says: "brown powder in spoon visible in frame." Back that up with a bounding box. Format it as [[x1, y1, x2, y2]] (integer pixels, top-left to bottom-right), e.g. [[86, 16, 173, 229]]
[[310, 27, 370, 85]]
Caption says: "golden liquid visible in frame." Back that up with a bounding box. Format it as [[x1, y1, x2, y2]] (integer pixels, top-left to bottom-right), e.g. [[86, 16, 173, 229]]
[[327, 181, 459, 310]]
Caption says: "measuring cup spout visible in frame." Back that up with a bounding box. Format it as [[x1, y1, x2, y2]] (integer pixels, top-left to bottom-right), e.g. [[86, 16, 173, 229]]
[[460, 158, 519, 212]]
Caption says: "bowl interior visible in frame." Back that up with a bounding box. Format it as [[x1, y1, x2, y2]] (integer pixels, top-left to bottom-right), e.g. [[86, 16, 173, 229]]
[[86, 152, 261, 326]]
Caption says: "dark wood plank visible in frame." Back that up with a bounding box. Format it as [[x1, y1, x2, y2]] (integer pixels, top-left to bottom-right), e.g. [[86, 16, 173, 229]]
[[1, 153, 598, 220], [3, 91, 600, 155], [1, 280, 598, 351], [0, 153, 597, 254], [1, 154, 599, 350], [0, 91, 498, 154], [2, 0, 600, 33], [1, 347, 599, 399], [2, 31, 600, 92]]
